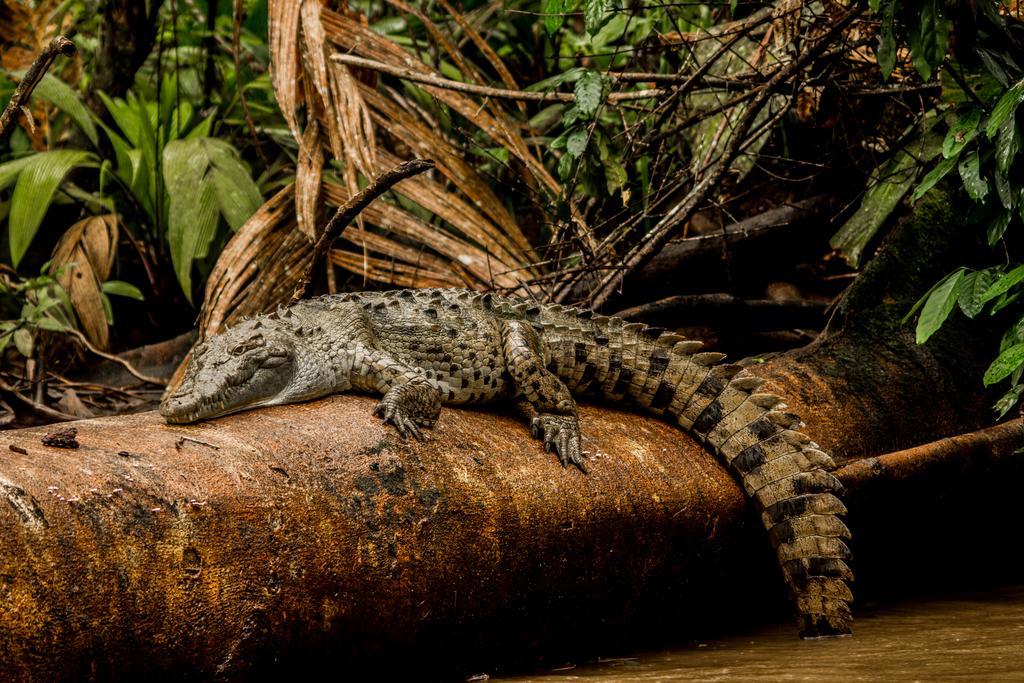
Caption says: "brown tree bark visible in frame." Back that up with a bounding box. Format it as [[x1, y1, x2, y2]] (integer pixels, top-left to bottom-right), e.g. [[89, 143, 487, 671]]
[[86, 0, 165, 114]]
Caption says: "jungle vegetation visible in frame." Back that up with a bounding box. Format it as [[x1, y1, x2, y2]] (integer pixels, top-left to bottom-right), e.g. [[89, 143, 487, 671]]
[[1, 0, 1023, 427]]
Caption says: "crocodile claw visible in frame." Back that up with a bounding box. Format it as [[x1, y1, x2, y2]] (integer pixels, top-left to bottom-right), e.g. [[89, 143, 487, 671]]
[[530, 414, 586, 473], [373, 401, 427, 441]]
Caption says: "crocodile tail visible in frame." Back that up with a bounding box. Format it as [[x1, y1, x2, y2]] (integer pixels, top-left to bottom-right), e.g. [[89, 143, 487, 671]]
[[601, 323, 853, 638]]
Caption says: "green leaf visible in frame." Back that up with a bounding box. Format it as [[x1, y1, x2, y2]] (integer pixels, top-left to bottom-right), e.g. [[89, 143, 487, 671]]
[[869, 0, 883, 14], [8, 150, 95, 267], [0, 155, 33, 191], [986, 79, 1024, 139], [101, 280, 144, 300], [942, 108, 981, 158], [202, 138, 262, 229], [605, 160, 628, 193], [994, 383, 1024, 418], [916, 268, 965, 344], [958, 268, 998, 318], [13, 328, 32, 357], [982, 265, 1024, 304], [584, 0, 610, 35], [574, 70, 606, 118], [35, 316, 67, 332], [958, 150, 988, 201], [984, 342, 1024, 386], [907, 0, 949, 81], [910, 154, 958, 202], [163, 138, 222, 302], [557, 151, 575, 181], [543, 0, 566, 36], [566, 128, 588, 157], [21, 72, 99, 147], [994, 166, 1016, 210], [988, 208, 1012, 246], [833, 131, 943, 266], [995, 114, 1020, 174]]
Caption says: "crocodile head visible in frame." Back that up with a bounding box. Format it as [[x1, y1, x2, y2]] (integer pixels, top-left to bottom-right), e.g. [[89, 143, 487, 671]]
[[160, 320, 298, 423]]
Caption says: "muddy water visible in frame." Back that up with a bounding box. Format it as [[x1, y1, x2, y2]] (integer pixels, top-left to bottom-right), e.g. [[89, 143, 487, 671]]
[[500, 586, 1024, 681]]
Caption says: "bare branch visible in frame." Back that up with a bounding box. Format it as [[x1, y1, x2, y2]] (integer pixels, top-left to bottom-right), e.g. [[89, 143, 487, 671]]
[[330, 54, 669, 104], [0, 36, 77, 142], [291, 158, 436, 302]]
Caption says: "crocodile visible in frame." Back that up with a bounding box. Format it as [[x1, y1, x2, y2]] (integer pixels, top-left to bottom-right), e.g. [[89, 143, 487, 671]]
[[161, 287, 853, 638]]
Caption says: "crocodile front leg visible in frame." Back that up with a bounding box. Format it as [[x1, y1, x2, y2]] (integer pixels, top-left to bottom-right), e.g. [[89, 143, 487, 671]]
[[502, 321, 585, 471], [353, 346, 443, 440]]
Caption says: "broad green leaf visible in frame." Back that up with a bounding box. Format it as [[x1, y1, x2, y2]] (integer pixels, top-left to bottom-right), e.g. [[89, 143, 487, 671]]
[[992, 291, 1022, 314], [958, 268, 998, 318], [557, 151, 575, 181], [910, 154, 958, 201], [35, 316, 67, 332], [832, 131, 943, 266], [995, 114, 1020, 174], [543, 0, 566, 36], [942, 107, 981, 158], [8, 150, 95, 267], [584, 0, 610, 35], [916, 268, 965, 344], [984, 341, 1024, 386], [605, 160, 627, 193], [0, 155, 33, 191], [98, 91, 141, 146], [101, 280, 144, 300], [982, 264, 1024, 304], [958, 150, 988, 201], [202, 138, 262, 229], [907, 0, 949, 81], [164, 139, 218, 301], [988, 208, 1012, 246], [566, 128, 588, 157], [13, 328, 32, 357], [574, 70, 606, 118], [994, 166, 1016, 210], [21, 72, 99, 147], [869, 0, 883, 14], [986, 79, 1024, 138]]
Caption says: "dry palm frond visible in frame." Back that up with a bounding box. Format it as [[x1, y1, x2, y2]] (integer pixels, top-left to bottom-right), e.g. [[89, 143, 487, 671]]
[[50, 214, 119, 349], [202, 0, 553, 331]]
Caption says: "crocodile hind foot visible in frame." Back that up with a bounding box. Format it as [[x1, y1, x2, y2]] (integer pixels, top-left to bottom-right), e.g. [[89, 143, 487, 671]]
[[373, 381, 442, 440], [531, 413, 585, 472]]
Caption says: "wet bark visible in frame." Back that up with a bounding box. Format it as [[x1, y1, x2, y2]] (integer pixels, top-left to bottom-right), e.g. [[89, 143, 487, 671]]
[[752, 186, 998, 461]]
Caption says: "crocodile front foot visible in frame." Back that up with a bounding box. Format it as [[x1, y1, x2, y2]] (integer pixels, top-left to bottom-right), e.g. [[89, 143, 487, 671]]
[[373, 381, 442, 440], [531, 413, 586, 473]]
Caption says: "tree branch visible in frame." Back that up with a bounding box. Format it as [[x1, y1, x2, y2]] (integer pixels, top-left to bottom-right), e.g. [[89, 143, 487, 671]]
[[291, 158, 436, 302], [0, 36, 76, 142], [330, 54, 669, 104]]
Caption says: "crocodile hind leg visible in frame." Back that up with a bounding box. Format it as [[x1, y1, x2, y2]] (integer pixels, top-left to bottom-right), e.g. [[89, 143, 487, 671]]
[[353, 345, 443, 440], [502, 321, 585, 471]]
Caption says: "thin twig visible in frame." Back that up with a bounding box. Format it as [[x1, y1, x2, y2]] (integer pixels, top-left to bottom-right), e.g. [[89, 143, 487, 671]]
[[0, 375, 78, 422], [0, 35, 77, 141], [330, 54, 669, 104], [65, 329, 167, 386], [292, 159, 436, 302], [584, 6, 865, 308]]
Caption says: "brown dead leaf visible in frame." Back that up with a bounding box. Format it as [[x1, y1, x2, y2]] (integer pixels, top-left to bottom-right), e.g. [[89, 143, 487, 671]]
[[51, 214, 119, 349]]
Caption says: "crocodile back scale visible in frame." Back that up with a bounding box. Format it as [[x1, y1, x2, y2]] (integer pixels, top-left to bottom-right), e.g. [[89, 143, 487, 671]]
[[161, 287, 853, 638]]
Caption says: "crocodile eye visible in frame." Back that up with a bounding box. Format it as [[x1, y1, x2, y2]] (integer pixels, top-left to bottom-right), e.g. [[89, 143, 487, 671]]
[[229, 334, 266, 356]]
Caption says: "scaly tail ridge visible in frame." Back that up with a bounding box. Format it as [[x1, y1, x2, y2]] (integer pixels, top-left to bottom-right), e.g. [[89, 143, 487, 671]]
[[594, 321, 854, 638]]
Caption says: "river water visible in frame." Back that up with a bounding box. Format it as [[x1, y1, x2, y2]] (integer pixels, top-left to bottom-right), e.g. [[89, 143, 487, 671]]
[[499, 586, 1024, 681]]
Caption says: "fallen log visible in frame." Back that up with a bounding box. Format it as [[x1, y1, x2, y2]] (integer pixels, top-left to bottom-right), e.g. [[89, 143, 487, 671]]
[[1, 398, 1022, 680]]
